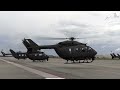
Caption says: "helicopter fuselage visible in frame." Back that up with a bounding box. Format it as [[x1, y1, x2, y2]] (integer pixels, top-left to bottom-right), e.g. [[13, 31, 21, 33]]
[[38, 40, 97, 61], [9, 49, 27, 59], [26, 52, 49, 61]]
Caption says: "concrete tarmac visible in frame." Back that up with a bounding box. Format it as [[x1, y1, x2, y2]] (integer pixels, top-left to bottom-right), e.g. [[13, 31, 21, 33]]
[[1, 57, 120, 79], [0, 58, 44, 79]]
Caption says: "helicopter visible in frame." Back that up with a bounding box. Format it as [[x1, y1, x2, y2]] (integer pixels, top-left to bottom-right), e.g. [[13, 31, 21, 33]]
[[9, 49, 27, 60], [110, 52, 120, 59], [22, 37, 97, 63], [1, 49, 12, 57], [22, 39, 49, 62], [9, 46, 49, 62]]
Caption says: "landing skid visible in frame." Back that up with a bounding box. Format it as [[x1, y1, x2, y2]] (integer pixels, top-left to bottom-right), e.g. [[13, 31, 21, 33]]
[[64, 59, 94, 64], [32, 59, 48, 62]]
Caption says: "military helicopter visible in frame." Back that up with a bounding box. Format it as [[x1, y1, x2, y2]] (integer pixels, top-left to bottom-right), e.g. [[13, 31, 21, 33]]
[[110, 51, 120, 59], [10, 45, 49, 62], [23, 37, 97, 63], [9, 49, 27, 60], [1, 49, 12, 57], [22, 39, 49, 62]]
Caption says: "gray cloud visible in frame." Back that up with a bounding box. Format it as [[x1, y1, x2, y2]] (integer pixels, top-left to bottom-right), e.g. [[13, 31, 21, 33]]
[[88, 12, 103, 17]]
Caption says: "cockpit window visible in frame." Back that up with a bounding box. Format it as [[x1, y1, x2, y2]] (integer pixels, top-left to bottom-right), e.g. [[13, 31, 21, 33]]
[[35, 54, 37, 56], [76, 48, 78, 51], [39, 54, 42, 56], [69, 48, 72, 53], [81, 48, 85, 52], [88, 47, 92, 50]]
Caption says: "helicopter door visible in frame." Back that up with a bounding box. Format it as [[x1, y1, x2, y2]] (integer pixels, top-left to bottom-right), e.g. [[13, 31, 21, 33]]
[[68, 48, 74, 59]]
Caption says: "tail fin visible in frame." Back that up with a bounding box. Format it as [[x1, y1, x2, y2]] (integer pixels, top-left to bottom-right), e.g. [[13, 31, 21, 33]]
[[110, 53, 114, 59], [113, 53, 117, 57], [22, 38, 31, 49], [22, 38, 39, 53], [27, 39, 38, 47], [23, 39, 39, 48], [9, 49, 18, 58], [1, 50, 5, 56]]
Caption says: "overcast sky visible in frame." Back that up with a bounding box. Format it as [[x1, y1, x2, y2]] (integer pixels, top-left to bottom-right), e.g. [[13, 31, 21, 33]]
[[0, 11, 120, 55]]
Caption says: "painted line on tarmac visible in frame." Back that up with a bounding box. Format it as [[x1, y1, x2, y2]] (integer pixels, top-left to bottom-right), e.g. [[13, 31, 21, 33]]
[[0, 58, 65, 79]]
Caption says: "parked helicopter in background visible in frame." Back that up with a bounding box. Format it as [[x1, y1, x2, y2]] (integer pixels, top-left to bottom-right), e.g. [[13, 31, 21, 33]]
[[22, 39, 49, 62], [110, 52, 120, 59], [1, 49, 12, 57], [10, 47, 49, 62], [9, 49, 27, 60], [23, 36, 97, 63]]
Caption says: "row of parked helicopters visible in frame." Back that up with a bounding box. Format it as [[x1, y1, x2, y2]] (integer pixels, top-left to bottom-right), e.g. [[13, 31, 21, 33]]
[[1, 39, 49, 62], [1, 36, 97, 63], [110, 52, 120, 59]]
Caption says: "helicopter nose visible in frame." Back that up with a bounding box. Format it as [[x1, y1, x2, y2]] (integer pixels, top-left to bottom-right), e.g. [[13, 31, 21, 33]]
[[94, 50, 97, 55]]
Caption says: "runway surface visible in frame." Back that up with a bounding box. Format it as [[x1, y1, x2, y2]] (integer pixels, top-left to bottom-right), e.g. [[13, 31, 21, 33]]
[[0, 57, 120, 79]]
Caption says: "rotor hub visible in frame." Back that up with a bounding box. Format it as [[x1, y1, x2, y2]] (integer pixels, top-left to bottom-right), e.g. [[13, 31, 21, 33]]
[[70, 37, 75, 41]]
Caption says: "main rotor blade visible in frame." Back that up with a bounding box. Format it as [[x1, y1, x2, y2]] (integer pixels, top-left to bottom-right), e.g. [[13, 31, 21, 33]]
[[34, 35, 101, 41], [35, 36, 68, 40]]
